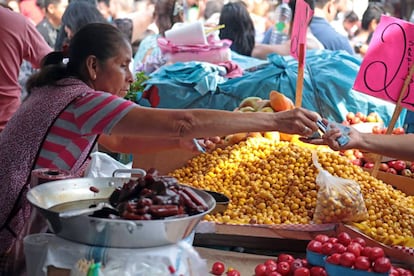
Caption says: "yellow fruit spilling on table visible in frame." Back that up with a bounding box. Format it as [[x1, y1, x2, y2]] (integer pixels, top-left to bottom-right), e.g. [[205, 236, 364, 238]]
[[170, 137, 414, 247]]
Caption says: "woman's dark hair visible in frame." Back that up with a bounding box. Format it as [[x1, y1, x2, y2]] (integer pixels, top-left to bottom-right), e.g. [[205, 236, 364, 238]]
[[218, 1, 255, 56], [54, 1, 106, 50], [154, 0, 184, 36], [361, 3, 385, 30], [344, 10, 359, 24], [27, 23, 129, 91]]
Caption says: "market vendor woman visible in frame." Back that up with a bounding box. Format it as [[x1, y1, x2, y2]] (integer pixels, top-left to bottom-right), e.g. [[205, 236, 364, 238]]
[[0, 23, 320, 274]]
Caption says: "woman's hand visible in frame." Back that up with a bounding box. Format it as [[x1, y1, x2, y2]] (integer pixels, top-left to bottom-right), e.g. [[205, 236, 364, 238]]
[[180, 136, 222, 153]]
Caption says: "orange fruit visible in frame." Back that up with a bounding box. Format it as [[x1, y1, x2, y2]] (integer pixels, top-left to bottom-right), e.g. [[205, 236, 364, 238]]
[[269, 90, 294, 112]]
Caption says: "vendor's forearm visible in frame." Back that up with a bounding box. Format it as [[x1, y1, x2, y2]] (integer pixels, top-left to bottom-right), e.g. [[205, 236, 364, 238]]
[[112, 107, 282, 139], [99, 135, 180, 154], [358, 133, 414, 161]]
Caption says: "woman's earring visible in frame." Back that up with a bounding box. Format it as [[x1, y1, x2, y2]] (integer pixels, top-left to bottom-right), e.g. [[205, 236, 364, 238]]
[[92, 74, 97, 81]]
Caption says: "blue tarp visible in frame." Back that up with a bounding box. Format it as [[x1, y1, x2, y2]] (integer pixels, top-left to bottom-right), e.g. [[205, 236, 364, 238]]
[[138, 50, 406, 127]]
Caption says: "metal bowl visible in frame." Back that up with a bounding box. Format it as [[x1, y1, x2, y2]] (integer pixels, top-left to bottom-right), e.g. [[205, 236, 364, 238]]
[[204, 190, 229, 214], [26, 177, 215, 248]]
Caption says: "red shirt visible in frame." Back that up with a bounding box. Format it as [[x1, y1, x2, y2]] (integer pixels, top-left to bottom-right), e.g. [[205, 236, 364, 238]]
[[0, 7, 51, 131]]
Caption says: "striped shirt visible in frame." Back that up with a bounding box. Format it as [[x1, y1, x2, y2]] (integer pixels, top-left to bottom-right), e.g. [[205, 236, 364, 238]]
[[35, 91, 135, 170]]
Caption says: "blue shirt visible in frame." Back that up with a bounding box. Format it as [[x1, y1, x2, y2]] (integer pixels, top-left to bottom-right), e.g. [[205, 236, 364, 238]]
[[310, 17, 354, 55]]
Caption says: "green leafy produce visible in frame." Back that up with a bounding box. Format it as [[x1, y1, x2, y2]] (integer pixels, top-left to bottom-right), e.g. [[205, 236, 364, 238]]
[[124, 71, 150, 102]]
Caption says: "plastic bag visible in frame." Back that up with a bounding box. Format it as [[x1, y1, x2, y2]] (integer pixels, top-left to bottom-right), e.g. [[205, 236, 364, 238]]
[[312, 151, 368, 224], [84, 152, 132, 178]]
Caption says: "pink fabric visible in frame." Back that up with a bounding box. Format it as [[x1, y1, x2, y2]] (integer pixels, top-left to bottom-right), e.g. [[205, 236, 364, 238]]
[[0, 78, 96, 256], [158, 37, 232, 64], [0, 7, 51, 131], [217, 61, 244, 78]]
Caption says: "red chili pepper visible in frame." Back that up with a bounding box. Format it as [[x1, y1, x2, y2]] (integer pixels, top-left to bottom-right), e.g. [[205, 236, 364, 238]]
[[89, 186, 100, 193], [168, 265, 176, 273]]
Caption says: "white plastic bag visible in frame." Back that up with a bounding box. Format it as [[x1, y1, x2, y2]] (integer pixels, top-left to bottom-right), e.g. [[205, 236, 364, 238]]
[[84, 152, 132, 178], [312, 151, 368, 224]]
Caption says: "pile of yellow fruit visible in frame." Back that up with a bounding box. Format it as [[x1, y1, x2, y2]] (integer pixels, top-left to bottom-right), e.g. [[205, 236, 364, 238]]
[[170, 137, 414, 247]]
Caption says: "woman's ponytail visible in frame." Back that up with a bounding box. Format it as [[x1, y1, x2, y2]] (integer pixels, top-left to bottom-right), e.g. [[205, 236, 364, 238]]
[[26, 51, 70, 93]]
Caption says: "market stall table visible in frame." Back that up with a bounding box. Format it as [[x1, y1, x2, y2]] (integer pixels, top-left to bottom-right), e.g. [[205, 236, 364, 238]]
[[24, 233, 283, 276]]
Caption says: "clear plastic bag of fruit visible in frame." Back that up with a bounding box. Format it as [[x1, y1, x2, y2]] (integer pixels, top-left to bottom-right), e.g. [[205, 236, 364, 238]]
[[311, 151, 368, 224]]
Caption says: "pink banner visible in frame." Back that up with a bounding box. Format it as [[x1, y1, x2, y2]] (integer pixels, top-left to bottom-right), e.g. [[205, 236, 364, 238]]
[[353, 15, 414, 111], [290, 0, 313, 60]]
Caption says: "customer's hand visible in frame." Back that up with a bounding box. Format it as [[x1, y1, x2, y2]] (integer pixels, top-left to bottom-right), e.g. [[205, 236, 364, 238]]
[[302, 119, 364, 151]]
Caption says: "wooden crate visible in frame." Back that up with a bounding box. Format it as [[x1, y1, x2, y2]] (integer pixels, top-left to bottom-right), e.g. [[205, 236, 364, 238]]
[[363, 168, 414, 196]]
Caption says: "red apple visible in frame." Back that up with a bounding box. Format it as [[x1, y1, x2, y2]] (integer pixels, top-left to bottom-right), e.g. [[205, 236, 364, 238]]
[[373, 257, 391, 273], [355, 111, 365, 119], [368, 247, 385, 262], [354, 150, 364, 159], [339, 252, 356, 267], [321, 242, 334, 255], [351, 159, 363, 166], [351, 117, 361, 125], [354, 256, 371, 271], [379, 163, 389, 172], [364, 162, 374, 169], [346, 112, 355, 122], [393, 160, 407, 171], [327, 237, 338, 244], [347, 242, 362, 257], [331, 243, 347, 254], [337, 232, 352, 246], [392, 127, 405, 135], [314, 234, 330, 244], [386, 167, 397, 174], [372, 126, 382, 134], [351, 237, 366, 247]]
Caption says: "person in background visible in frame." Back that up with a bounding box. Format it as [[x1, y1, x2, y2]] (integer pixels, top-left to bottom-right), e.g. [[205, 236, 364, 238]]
[[55, 0, 152, 58], [353, 2, 385, 57], [218, 1, 255, 57], [0, 22, 320, 274], [242, 0, 271, 43], [307, 119, 414, 161], [36, 0, 68, 48], [252, 0, 324, 60], [133, 0, 184, 71], [97, 0, 113, 21], [329, 0, 350, 37], [202, 0, 223, 26], [54, 1, 107, 51], [0, 6, 52, 133], [342, 10, 360, 40], [19, 0, 45, 24], [310, 0, 354, 55]]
